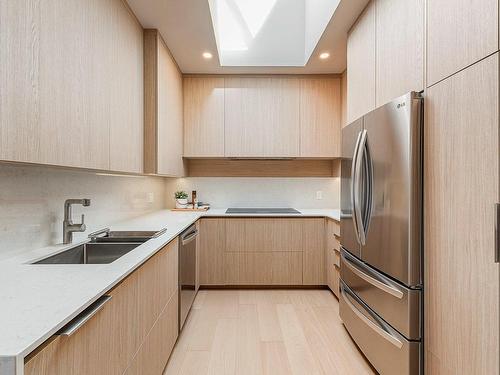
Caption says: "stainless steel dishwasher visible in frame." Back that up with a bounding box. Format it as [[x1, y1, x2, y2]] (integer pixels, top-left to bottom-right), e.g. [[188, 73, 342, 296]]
[[179, 224, 199, 330]]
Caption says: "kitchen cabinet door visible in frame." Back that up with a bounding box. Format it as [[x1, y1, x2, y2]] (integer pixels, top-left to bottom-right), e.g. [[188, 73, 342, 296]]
[[183, 77, 225, 157], [347, 1, 376, 124], [299, 78, 342, 157], [427, 0, 498, 87], [108, 3, 144, 173], [375, 0, 424, 106], [0, 0, 143, 172], [144, 30, 185, 176], [302, 218, 326, 285], [199, 218, 226, 285], [124, 291, 178, 375], [224, 77, 300, 157], [424, 54, 499, 374]]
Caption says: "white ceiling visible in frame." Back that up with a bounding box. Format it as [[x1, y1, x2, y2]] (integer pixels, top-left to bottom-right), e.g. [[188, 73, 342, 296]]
[[126, 0, 370, 74]]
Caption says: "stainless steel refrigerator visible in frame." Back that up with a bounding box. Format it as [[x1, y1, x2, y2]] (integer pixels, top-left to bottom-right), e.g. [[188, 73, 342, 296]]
[[339, 92, 423, 375]]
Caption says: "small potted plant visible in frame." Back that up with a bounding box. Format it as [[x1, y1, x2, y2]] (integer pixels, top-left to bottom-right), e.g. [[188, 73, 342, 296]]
[[175, 191, 189, 209]]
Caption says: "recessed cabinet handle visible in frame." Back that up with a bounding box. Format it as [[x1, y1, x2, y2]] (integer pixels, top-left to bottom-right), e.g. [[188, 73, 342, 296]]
[[56, 295, 112, 337]]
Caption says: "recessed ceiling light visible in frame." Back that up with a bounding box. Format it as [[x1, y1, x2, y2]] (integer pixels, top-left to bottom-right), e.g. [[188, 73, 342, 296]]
[[202, 52, 213, 59], [319, 52, 330, 60]]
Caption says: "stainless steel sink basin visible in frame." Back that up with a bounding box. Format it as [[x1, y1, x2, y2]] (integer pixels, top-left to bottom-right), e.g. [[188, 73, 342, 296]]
[[32, 243, 140, 264], [89, 228, 167, 243]]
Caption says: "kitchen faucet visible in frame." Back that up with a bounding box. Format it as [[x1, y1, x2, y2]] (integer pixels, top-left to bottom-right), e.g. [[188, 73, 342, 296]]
[[63, 198, 91, 244]]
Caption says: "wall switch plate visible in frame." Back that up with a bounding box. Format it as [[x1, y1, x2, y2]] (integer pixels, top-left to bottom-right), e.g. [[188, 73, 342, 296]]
[[316, 191, 323, 200], [147, 192, 154, 203]]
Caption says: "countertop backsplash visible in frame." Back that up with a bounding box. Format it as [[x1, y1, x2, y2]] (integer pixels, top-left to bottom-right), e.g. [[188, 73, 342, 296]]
[[165, 177, 339, 209], [0, 163, 165, 261]]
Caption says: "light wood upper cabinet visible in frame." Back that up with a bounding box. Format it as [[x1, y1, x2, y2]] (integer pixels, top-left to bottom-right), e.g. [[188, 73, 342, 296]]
[[0, 0, 143, 172], [424, 54, 499, 375], [347, 1, 376, 124], [224, 77, 300, 157], [427, 0, 498, 87], [183, 77, 225, 157], [299, 78, 341, 157], [375, 0, 424, 106], [144, 30, 184, 176], [341, 71, 348, 128], [108, 3, 144, 173]]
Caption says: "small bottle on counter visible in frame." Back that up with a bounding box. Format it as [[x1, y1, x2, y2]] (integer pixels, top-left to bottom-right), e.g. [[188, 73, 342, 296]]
[[192, 190, 198, 209]]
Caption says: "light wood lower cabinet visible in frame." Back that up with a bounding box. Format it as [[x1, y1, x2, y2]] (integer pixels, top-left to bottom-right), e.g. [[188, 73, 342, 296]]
[[225, 252, 303, 285], [325, 219, 341, 297], [199, 218, 226, 285], [199, 218, 326, 286], [124, 291, 178, 375], [25, 239, 179, 375]]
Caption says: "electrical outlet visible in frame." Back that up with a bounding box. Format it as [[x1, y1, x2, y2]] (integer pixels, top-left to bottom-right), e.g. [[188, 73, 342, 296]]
[[147, 192, 154, 203], [316, 191, 323, 200]]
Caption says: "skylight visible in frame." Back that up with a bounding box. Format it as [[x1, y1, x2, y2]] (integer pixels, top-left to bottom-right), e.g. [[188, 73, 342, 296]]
[[208, 0, 340, 66]]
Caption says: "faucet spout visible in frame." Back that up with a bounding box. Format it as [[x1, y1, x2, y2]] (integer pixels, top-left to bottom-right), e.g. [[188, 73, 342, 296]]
[[63, 198, 91, 244]]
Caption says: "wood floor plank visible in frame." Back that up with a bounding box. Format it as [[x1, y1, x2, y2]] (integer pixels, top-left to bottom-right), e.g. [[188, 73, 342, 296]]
[[177, 350, 210, 375], [256, 300, 283, 342], [277, 303, 323, 375], [261, 342, 293, 375], [295, 306, 344, 374], [238, 289, 257, 305], [236, 304, 263, 375], [207, 318, 238, 375]]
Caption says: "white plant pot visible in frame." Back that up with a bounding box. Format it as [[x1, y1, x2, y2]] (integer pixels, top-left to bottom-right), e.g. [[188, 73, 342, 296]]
[[175, 198, 188, 209]]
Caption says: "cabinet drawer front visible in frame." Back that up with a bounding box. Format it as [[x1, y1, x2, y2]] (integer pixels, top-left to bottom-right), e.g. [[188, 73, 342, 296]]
[[125, 291, 178, 375], [25, 278, 136, 375], [225, 252, 302, 285], [226, 218, 304, 252], [137, 238, 178, 343], [340, 249, 421, 339]]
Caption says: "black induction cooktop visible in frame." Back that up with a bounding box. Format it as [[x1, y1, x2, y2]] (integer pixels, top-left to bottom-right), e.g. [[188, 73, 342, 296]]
[[225, 208, 301, 214]]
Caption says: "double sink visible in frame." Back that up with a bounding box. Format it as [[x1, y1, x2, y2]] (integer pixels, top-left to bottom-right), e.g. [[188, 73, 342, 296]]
[[33, 229, 167, 265]]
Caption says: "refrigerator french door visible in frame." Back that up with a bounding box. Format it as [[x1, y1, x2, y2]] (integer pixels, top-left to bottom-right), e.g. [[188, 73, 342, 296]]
[[339, 92, 423, 375]]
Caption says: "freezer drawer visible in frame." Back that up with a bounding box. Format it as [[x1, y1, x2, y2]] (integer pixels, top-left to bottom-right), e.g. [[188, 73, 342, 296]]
[[340, 281, 421, 375], [341, 248, 421, 339]]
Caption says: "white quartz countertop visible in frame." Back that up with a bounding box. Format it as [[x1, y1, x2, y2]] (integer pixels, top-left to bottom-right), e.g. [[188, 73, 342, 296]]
[[0, 208, 339, 364]]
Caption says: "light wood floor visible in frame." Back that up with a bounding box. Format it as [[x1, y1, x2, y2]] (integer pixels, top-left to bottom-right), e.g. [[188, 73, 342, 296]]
[[164, 289, 376, 375]]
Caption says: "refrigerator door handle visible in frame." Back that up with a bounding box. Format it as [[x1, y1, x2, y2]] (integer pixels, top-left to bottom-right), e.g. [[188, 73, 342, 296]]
[[341, 283, 404, 349], [341, 250, 404, 299], [351, 130, 363, 245], [354, 129, 368, 245]]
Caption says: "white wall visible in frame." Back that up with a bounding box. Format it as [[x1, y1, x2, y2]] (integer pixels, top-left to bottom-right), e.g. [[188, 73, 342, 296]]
[[0, 163, 165, 261], [165, 177, 339, 209]]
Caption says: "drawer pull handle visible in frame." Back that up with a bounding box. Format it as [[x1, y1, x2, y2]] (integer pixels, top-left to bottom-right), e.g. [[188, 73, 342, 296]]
[[342, 252, 404, 299], [56, 295, 112, 337], [341, 285, 403, 349]]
